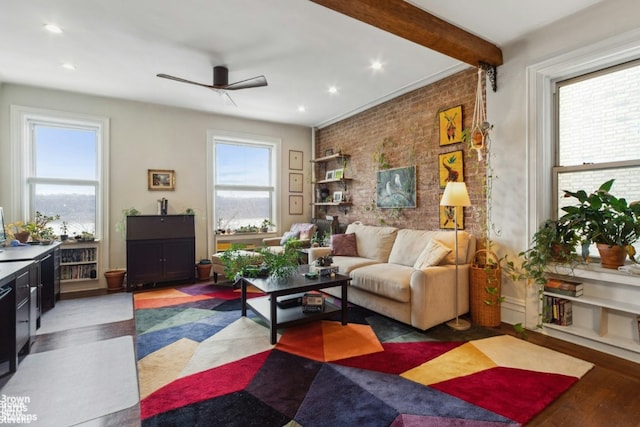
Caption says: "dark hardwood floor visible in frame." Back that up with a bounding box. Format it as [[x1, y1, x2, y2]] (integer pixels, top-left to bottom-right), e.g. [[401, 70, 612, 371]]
[[4, 288, 639, 426]]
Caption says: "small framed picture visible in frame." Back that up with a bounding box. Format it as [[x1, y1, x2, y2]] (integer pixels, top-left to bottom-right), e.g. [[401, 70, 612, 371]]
[[334, 168, 344, 180], [289, 195, 303, 215], [439, 105, 463, 146], [333, 191, 343, 203], [289, 173, 303, 193], [289, 150, 303, 170], [325, 170, 335, 180], [148, 169, 175, 191]]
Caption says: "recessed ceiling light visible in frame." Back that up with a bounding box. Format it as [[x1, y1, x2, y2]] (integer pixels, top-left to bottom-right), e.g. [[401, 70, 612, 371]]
[[62, 63, 75, 70], [44, 24, 63, 34], [297, 105, 306, 112], [328, 86, 338, 94], [371, 61, 383, 71]]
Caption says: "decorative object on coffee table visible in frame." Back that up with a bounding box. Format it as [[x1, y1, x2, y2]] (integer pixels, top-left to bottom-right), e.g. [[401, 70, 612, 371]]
[[440, 181, 471, 331]]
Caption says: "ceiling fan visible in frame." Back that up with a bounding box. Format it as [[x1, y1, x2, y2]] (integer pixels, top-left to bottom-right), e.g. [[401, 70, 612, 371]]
[[156, 66, 268, 107]]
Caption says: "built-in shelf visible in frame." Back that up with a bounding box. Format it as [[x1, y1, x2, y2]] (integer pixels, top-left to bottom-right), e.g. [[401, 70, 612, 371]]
[[60, 242, 99, 290], [541, 266, 640, 362]]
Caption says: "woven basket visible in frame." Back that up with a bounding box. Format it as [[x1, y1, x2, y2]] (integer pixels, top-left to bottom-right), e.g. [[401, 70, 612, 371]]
[[470, 249, 502, 327]]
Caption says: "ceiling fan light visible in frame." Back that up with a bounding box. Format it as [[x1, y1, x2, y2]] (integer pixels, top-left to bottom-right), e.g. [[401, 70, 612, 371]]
[[44, 24, 63, 34]]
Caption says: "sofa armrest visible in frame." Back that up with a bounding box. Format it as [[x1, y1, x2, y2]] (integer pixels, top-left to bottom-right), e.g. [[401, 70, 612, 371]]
[[409, 264, 470, 330], [262, 237, 282, 246], [307, 246, 332, 263]]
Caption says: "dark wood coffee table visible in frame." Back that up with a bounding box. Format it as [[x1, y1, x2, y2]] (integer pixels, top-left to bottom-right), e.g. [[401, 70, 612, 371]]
[[241, 265, 349, 344]]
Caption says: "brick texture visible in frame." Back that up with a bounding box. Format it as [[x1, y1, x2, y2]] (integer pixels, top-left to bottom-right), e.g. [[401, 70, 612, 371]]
[[315, 68, 486, 239]]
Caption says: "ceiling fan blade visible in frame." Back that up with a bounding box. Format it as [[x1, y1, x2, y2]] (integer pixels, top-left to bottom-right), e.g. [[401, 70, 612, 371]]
[[225, 75, 268, 90], [211, 89, 237, 107], [157, 73, 214, 89]]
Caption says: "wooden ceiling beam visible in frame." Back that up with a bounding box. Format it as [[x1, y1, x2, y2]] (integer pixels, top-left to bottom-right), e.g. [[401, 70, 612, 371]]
[[310, 0, 503, 68]]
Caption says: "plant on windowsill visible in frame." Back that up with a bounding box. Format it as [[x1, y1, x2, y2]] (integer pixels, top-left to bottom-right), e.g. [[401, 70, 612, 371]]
[[260, 219, 275, 233], [560, 179, 640, 269], [60, 221, 69, 241], [25, 212, 60, 244]]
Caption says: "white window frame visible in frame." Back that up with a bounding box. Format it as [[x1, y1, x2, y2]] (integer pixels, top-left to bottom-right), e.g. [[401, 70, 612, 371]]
[[206, 129, 281, 256], [526, 28, 640, 242], [10, 105, 110, 247]]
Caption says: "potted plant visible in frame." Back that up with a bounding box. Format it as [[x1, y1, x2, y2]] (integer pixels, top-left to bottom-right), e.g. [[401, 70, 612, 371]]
[[196, 258, 213, 281], [60, 221, 69, 241], [6, 221, 30, 243], [24, 212, 60, 243], [104, 269, 126, 292], [260, 219, 274, 233], [257, 238, 301, 279], [560, 179, 640, 268]]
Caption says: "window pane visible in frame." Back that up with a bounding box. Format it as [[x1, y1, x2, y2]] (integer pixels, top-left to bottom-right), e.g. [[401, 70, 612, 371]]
[[33, 184, 96, 236], [558, 63, 640, 166], [215, 190, 271, 230], [215, 143, 271, 185], [34, 125, 97, 179]]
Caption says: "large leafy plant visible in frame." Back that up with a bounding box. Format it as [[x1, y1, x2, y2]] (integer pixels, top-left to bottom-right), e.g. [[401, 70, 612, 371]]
[[560, 179, 640, 256]]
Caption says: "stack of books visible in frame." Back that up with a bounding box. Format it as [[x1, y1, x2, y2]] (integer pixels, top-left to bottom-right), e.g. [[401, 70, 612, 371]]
[[543, 295, 573, 326], [544, 278, 583, 297]]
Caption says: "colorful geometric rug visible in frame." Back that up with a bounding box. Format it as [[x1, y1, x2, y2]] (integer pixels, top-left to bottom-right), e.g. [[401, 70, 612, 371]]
[[134, 283, 593, 426]]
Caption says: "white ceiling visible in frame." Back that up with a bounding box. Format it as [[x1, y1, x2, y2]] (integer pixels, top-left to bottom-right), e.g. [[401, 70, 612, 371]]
[[0, 0, 603, 128]]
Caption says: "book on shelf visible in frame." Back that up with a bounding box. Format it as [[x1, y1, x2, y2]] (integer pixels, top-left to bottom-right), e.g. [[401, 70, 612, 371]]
[[544, 286, 583, 297], [545, 278, 583, 296], [543, 295, 573, 326]]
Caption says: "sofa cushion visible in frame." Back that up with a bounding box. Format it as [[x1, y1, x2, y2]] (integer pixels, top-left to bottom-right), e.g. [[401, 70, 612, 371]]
[[280, 230, 300, 245], [349, 263, 413, 303], [424, 230, 471, 264], [330, 256, 380, 274], [290, 223, 317, 240], [388, 229, 430, 267], [413, 239, 452, 269], [331, 233, 358, 256], [345, 222, 398, 262]]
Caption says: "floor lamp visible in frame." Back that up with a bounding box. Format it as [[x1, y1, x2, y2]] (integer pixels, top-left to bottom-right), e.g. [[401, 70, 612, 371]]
[[440, 181, 471, 331]]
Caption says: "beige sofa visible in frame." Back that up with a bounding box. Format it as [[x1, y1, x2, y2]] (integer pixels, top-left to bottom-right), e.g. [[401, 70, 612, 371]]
[[308, 222, 476, 330]]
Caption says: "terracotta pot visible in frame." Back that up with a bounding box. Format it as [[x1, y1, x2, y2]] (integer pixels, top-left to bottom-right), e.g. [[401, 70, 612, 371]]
[[196, 263, 212, 281], [596, 243, 627, 269], [14, 231, 30, 243], [104, 270, 126, 292]]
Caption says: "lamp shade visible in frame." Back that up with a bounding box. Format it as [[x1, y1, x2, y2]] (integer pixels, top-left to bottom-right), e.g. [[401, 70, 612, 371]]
[[440, 182, 471, 207]]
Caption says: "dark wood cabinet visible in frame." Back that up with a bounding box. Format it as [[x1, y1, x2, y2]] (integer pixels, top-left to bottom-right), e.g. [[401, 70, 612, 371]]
[[126, 215, 195, 291]]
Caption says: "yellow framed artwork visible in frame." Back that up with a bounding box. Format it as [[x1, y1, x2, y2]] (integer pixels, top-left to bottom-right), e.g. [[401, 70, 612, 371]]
[[439, 105, 463, 146], [439, 197, 465, 229], [438, 150, 463, 188]]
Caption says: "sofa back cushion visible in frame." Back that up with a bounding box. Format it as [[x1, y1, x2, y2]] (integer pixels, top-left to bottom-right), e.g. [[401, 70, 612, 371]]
[[423, 230, 474, 264], [331, 233, 358, 256], [345, 222, 398, 262], [387, 229, 430, 267]]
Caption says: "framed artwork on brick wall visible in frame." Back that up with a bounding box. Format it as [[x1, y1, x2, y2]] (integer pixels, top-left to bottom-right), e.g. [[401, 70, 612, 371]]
[[438, 150, 463, 189], [439, 196, 465, 229], [439, 105, 463, 146]]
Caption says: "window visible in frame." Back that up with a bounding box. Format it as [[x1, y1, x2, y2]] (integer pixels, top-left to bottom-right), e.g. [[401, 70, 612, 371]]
[[11, 106, 107, 239], [212, 136, 278, 232], [553, 60, 640, 256], [554, 60, 640, 216]]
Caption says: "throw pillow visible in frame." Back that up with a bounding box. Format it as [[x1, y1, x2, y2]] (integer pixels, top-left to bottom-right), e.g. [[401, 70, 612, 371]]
[[413, 239, 452, 269], [331, 233, 358, 256], [280, 230, 300, 246]]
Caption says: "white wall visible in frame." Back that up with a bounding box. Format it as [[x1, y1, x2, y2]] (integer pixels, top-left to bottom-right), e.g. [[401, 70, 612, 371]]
[[0, 84, 312, 281], [487, 0, 640, 327]]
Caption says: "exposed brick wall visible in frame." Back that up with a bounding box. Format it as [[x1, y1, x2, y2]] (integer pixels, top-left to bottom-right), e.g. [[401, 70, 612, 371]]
[[315, 68, 486, 239]]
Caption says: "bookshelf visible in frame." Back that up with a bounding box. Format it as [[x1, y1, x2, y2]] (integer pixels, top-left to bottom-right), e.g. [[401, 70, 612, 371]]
[[542, 265, 640, 363], [60, 241, 100, 292]]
